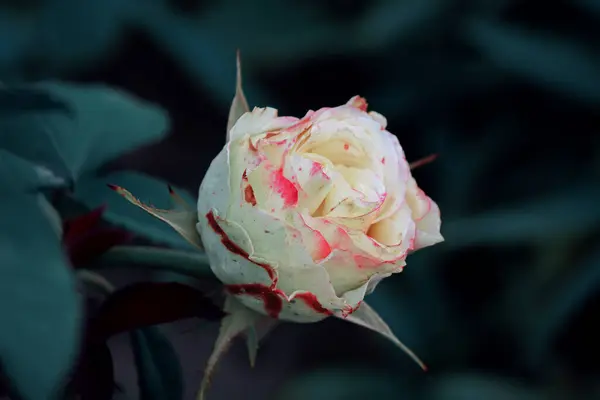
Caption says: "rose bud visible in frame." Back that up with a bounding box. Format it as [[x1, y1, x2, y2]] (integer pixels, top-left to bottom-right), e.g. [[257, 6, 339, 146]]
[[109, 52, 443, 399]]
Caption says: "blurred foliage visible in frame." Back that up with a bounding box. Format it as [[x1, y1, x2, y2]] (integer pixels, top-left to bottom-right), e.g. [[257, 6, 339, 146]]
[[0, 0, 598, 399]]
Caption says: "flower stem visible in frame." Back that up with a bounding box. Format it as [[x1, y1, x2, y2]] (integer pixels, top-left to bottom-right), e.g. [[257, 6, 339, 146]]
[[93, 245, 214, 280]]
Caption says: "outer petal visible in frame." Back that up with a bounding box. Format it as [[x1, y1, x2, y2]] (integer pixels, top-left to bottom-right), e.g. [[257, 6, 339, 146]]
[[198, 148, 349, 323], [374, 131, 411, 223], [294, 211, 414, 296], [229, 107, 298, 142], [405, 177, 444, 250]]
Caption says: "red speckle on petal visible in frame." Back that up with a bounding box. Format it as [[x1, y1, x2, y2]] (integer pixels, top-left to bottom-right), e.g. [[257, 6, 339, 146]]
[[341, 301, 362, 318], [271, 168, 298, 208], [381, 157, 385, 164], [310, 161, 322, 177], [226, 283, 284, 318], [206, 211, 277, 284], [348, 96, 368, 111], [295, 292, 333, 316], [244, 185, 257, 206], [343, 143, 349, 151]]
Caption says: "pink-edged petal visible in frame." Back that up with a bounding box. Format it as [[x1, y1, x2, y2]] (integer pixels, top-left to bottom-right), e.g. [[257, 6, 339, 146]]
[[405, 177, 444, 250], [246, 158, 299, 213], [373, 132, 411, 223], [368, 110, 387, 128], [283, 153, 333, 215], [229, 107, 298, 142], [293, 212, 408, 296], [346, 95, 368, 111], [198, 150, 348, 322], [367, 203, 416, 248]]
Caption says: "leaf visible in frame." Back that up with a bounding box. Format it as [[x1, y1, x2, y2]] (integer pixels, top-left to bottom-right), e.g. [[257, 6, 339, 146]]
[[38, 195, 64, 239], [130, 327, 184, 400], [74, 171, 199, 250], [442, 185, 600, 248], [276, 368, 401, 400], [336, 302, 426, 371], [90, 282, 224, 340], [0, 149, 66, 192], [108, 183, 201, 249], [464, 19, 600, 104], [0, 82, 169, 181], [96, 245, 213, 279], [520, 246, 600, 368], [0, 188, 80, 399], [245, 317, 278, 368], [63, 206, 134, 268], [226, 50, 250, 142], [0, 86, 70, 116], [64, 207, 133, 267], [426, 374, 541, 400], [198, 295, 264, 400]]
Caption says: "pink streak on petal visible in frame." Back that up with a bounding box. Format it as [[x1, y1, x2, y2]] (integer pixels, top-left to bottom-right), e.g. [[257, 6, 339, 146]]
[[271, 168, 299, 208]]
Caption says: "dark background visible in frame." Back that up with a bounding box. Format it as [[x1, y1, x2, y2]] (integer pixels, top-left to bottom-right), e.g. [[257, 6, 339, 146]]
[[1, 0, 599, 399]]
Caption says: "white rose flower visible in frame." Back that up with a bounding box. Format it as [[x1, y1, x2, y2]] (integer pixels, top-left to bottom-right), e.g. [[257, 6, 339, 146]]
[[197, 95, 443, 323]]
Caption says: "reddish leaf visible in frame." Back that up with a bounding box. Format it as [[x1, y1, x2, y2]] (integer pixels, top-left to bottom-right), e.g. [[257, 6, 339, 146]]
[[67, 228, 133, 268], [63, 205, 107, 245], [62, 206, 133, 268], [90, 282, 225, 341]]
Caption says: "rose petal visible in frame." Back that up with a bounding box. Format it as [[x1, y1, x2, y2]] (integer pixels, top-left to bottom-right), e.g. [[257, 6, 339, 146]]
[[404, 177, 444, 250], [229, 107, 298, 142]]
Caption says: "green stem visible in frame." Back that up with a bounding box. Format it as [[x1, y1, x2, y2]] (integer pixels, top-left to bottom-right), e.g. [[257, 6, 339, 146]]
[[77, 269, 115, 294], [94, 245, 214, 280]]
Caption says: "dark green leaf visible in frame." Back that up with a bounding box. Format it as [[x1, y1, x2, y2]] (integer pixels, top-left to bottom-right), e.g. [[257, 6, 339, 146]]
[[276, 368, 401, 400], [130, 327, 184, 400], [520, 247, 600, 368], [464, 20, 600, 104], [0, 150, 66, 192], [96, 246, 213, 279], [443, 185, 600, 248], [74, 171, 196, 250], [91, 282, 224, 340], [0, 82, 169, 181], [426, 374, 541, 400], [0, 189, 80, 400], [0, 86, 69, 115]]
